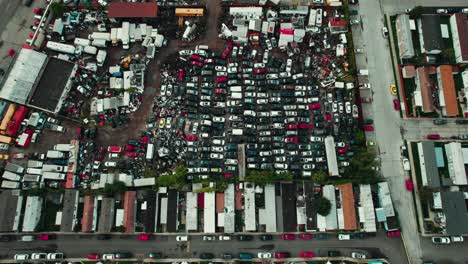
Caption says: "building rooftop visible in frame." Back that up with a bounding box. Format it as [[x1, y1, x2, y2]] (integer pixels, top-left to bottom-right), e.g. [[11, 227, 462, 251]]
[[438, 65, 458, 116], [60, 189, 79, 232], [451, 13, 468, 63], [420, 15, 443, 52], [123, 191, 136, 233], [98, 197, 115, 233], [81, 196, 95, 233], [0, 190, 22, 232], [337, 183, 357, 230], [419, 141, 441, 188], [416, 67, 434, 113], [441, 191, 468, 235], [108, 2, 158, 18], [22, 196, 43, 232]]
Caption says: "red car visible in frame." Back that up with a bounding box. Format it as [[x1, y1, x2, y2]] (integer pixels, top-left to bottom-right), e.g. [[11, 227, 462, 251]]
[[221, 49, 230, 59], [274, 252, 290, 258], [87, 254, 100, 260], [190, 54, 203, 61], [285, 124, 298, 130], [37, 234, 49, 240], [177, 68, 184, 80], [300, 251, 314, 258], [125, 152, 137, 157], [299, 234, 312, 240], [186, 134, 198, 141], [137, 233, 150, 241], [284, 136, 298, 143], [253, 68, 266, 75], [224, 173, 234, 178], [387, 230, 401, 238], [216, 76, 227, 83], [281, 234, 295, 240], [191, 60, 203, 67], [338, 148, 347, 153], [299, 123, 313, 129], [405, 178, 414, 191], [108, 146, 122, 153], [363, 125, 374, 131], [426, 134, 440, 140], [309, 103, 321, 110], [393, 99, 400, 110], [215, 88, 227, 94]]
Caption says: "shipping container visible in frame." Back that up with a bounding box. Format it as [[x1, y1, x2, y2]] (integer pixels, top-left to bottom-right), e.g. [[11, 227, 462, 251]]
[[2, 171, 21, 181], [54, 144, 74, 152], [121, 22, 130, 49], [26, 168, 42, 175], [88, 32, 111, 41], [42, 172, 66, 180], [42, 164, 66, 172], [46, 150, 65, 159], [96, 50, 107, 67], [92, 39, 107, 48], [74, 38, 91, 47], [5, 163, 24, 174], [23, 174, 41, 182], [146, 143, 154, 160], [83, 45, 98, 55], [0, 104, 16, 131], [46, 41, 76, 54], [1, 180, 20, 189], [27, 160, 43, 168]]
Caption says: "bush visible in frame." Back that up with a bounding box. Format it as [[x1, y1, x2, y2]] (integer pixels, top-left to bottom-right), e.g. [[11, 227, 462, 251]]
[[315, 197, 331, 216], [245, 170, 293, 185], [157, 165, 187, 189]]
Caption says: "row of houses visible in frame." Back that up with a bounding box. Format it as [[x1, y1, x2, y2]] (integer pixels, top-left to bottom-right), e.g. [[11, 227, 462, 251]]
[[0, 182, 397, 234]]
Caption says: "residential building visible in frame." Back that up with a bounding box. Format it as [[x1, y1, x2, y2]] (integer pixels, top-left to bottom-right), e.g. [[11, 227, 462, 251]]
[[204, 192, 215, 233], [336, 183, 357, 230], [417, 141, 441, 188], [60, 190, 79, 232], [449, 13, 468, 63], [444, 142, 467, 185], [414, 67, 435, 113], [395, 14, 415, 59], [437, 65, 459, 116], [417, 15, 443, 55]]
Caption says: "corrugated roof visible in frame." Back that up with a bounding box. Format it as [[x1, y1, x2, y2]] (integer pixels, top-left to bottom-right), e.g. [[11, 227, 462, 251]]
[[235, 190, 242, 210], [123, 191, 136, 233], [175, 8, 204, 17], [81, 196, 94, 233], [452, 13, 468, 62], [439, 65, 458, 116], [216, 193, 225, 213], [337, 183, 357, 230], [108, 2, 158, 18], [416, 67, 434, 113]]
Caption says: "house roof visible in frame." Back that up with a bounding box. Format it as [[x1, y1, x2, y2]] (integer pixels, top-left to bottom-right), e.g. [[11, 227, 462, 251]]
[[452, 13, 468, 62], [60, 190, 79, 232], [441, 192, 468, 235], [420, 141, 441, 188], [417, 67, 434, 113], [123, 191, 136, 233], [439, 65, 459, 116], [98, 197, 115, 232], [420, 15, 443, 52], [337, 183, 357, 230], [216, 193, 225, 213], [81, 196, 94, 233], [108, 2, 158, 18]]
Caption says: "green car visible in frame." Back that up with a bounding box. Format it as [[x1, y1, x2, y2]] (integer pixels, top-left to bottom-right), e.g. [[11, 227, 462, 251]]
[[433, 119, 447, 125]]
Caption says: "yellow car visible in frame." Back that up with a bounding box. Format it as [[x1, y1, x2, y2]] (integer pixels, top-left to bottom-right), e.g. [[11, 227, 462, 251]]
[[390, 84, 397, 96], [158, 118, 166, 129], [0, 154, 9, 160]]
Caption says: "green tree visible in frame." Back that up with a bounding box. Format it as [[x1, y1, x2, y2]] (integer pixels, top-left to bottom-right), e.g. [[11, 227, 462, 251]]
[[50, 2, 65, 17], [344, 148, 379, 184], [315, 197, 331, 216], [144, 167, 157, 178], [157, 165, 187, 189], [245, 170, 293, 185], [103, 181, 127, 197], [312, 170, 327, 184], [408, 6, 424, 18], [355, 130, 366, 146]]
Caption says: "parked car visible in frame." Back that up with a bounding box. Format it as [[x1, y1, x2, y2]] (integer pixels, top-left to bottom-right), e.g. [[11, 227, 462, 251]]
[[351, 252, 367, 259], [393, 99, 400, 110], [433, 119, 447, 125], [405, 178, 414, 191], [300, 251, 314, 258], [432, 237, 450, 244], [426, 134, 440, 140]]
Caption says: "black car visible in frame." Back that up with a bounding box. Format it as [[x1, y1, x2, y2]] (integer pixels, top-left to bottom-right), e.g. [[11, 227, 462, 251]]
[[260, 234, 273, 241], [97, 234, 111, 240], [328, 250, 341, 257], [455, 119, 468, 125], [237, 235, 253, 241], [200, 253, 214, 259]]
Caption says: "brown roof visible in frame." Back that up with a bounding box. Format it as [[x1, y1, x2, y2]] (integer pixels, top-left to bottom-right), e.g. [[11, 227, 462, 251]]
[[81, 196, 94, 233], [453, 13, 468, 62], [108, 2, 158, 18], [402, 65, 415, 78], [417, 67, 435, 113], [439, 65, 459, 116], [216, 193, 225, 213], [337, 183, 357, 230], [123, 191, 136, 233], [235, 190, 243, 210]]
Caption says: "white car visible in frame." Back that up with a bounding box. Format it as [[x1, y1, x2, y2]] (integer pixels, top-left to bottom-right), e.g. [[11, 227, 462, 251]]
[[212, 139, 225, 145], [338, 234, 352, 240], [227, 67, 238, 73], [381, 26, 388, 37], [104, 161, 117, 167], [335, 142, 346, 147], [176, 235, 188, 241], [345, 102, 352, 114], [218, 235, 231, 240], [215, 66, 227, 71], [31, 253, 48, 260], [179, 50, 193, 56], [211, 146, 224, 152], [351, 252, 366, 259], [332, 102, 338, 112], [213, 117, 225, 122], [286, 59, 293, 73], [432, 237, 451, 244], [203, 235, 216, 241], [262, 50, 269, 63], [102, 254, 115, 260], [451, 236, 464, 243], [200, 101, 211, 107], [258, 252, 272, 258], [14, 254, 29, 260], [436, 8, 448, 14], [254, 63, 265, 68], [217, 71, 228, 77], [210, 153, 224, 159], [225, 159, 238, 165]]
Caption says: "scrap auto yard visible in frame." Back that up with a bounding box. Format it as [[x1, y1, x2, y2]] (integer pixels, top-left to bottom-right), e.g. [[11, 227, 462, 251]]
[[0, 0, 467, 264]]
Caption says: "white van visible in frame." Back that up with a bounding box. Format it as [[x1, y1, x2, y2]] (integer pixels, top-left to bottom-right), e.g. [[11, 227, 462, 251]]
[[20, 235, 35, 242], [14, 254, 29, 260]]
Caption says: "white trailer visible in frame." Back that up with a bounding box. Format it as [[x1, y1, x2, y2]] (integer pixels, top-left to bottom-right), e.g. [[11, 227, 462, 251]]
[[42, 164, 66, 173], [23, 174, 41, 182], [92, 39, 107, 48], [26, 168, 42, 175], [42, 172, 66, 181], [134, 177, 156, 187], [84, 46, 98, 55], [2, 171, 21, 181], [54, 144, 74, 152], [231, 92, 243, 99], [46, 41, 76, 54], [231, 129, 243, 136], [27, 160, 43, 168], [121, 22, 130, 49], [1, 180, 20, 189], [129, 23, 136, 43], [110, 28, 118, 46], [74, 38, 91, 47], [96, 50, 107, 67], [46, 150, 65, 159], [146, 143, 154, 160], [88, 32, 111, 41]]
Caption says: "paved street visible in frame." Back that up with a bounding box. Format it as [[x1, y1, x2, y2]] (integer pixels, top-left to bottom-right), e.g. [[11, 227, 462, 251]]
[[382, 0, 468, 14], [351, 0, 420, 263], [402, 119, 468, 141], [0, 232, 405, 263]]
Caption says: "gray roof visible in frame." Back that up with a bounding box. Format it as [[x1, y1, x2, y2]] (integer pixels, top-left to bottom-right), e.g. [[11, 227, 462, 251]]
[[421, 141, 441, 188], [60, 190, 79, 232], [0, 49, 47, 104], [98, 197, 115, 232], [441, 192, 468, 235], [421, 15, 443, 52], [0, 190, 22, 232]]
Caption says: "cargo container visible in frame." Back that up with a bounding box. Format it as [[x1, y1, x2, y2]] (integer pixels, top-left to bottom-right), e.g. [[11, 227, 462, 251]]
[[111, 28, 118, 46], [47, 150, 65, 159], [83, 46, 98, 55], [23, 174, 41, 182], [2, 171, 21, 181], [88, 32, 111, 41], [5, 163, 24, 174], [121, 22, 130, 49], [92, 39, 107, 48], [1, 180, 20, 189], [42, 164, 66, 172], [0, 104, 16, 131], [74, 38, 91, 47], [26, 168, 42, 175], [46, 41, 76, 54], [146, 143, 154, 160], [96, 50, 107, 67], [27, 160, 43, 168], [42, 172, 66, 181], [134, 178, 156, 187]]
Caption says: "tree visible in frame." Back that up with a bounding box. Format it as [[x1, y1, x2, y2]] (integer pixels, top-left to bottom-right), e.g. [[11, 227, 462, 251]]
[[245, 170, 293, 185], [344, 149, 379, 184], [157, 165, 187, 189], [418, 186, 435, 202], [355, 130, 366, 146], [312, 170, 327, 184], [408, 6, 424, 18], [103, 181, 127, 197], [50, 2, 65, 18], [315, 197, 331, 216]]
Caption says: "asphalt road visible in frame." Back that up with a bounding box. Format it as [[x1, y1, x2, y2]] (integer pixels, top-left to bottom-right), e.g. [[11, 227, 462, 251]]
[[402, 119, 468, 141], [351, 0, 420, 263], [382, 0, 468, 14], [0, 232, 405, 263]]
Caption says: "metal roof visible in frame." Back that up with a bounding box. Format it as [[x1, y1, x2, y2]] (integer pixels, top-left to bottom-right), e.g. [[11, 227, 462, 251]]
[[441, 192, 468, 235], [418, 141, 441, 188], [359, 184, 376, 233], [186, 192, 198, 232], [224, 184, 235, 233], [325, 136, 339, 176], [377, 182, 395, 218], [0, 49, 46, 105], [323, 185, 337, 230], [108, 2, 158, 18], [264, 184, 277, 232], [203, 192, 215, 233], [444, 142, 467, 185], [244, 183, 256, 231], [60, 190, 79, 232], [22, 196, 43, 232], [98, 197, 115, 232]]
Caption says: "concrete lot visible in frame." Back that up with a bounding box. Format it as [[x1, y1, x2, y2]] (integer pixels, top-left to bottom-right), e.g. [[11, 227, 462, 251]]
[[0, 232, 406, 263]]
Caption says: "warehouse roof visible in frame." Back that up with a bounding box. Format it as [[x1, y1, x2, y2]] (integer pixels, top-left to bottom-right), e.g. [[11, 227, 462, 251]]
[[337, 183, 357, 230], [438, 65, 458, 116], [98, 197, 115, 232], [60, 190, 79, 232], [123, 191, 136, 233], [441, 191, 468, 235], [81, 196, 94, 233], [108, 2, 158, 18]]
